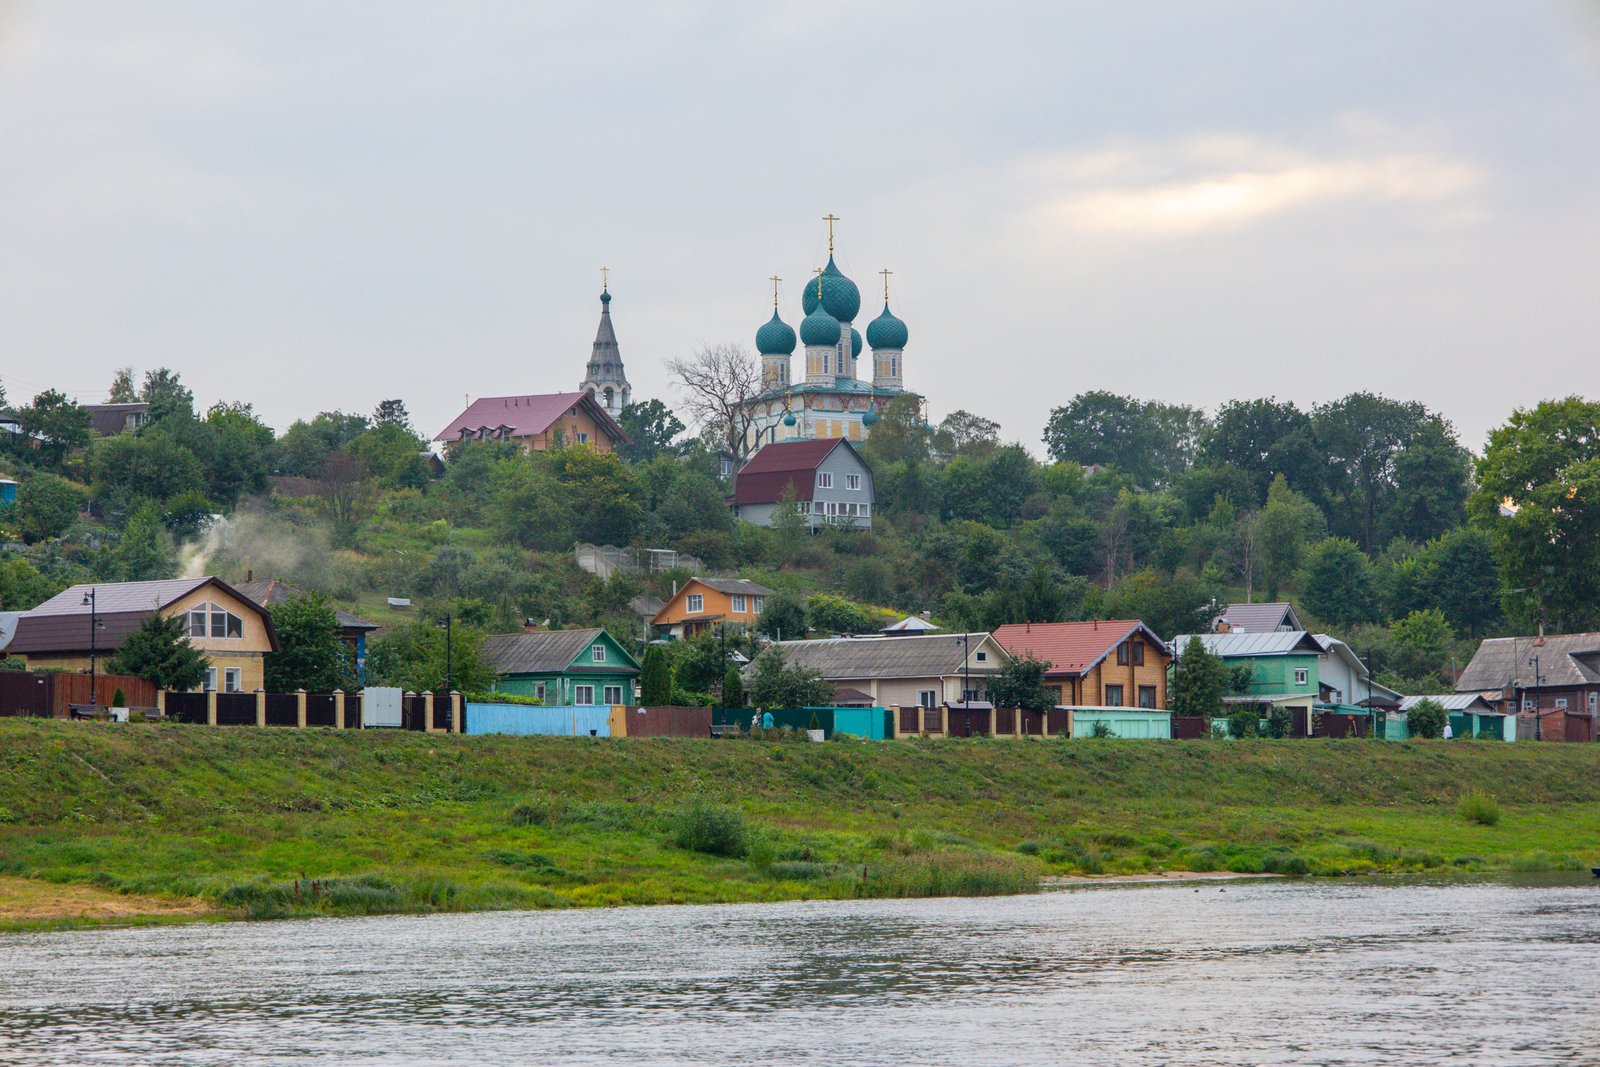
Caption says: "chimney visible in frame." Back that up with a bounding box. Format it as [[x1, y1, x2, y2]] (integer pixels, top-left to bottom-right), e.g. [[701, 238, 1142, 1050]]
[[1025, 621, 1030, 633], [1093, 619, 1098, 630], [246, 568, 253, 583], [524, 618, 538, 633]]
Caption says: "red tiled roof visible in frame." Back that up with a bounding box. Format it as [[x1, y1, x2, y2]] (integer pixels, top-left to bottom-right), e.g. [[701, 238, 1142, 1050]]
[[433, 392, 628, 445], [732, 438, 846, 505], [992, 620, 1165, 678]]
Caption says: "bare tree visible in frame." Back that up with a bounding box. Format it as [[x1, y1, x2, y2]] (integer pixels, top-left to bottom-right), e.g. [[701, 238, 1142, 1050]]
[[666, 343, 761, 459]]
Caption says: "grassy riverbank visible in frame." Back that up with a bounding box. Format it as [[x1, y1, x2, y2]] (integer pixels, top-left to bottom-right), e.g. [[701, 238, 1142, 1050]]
[[1, 719, 1597, 928]]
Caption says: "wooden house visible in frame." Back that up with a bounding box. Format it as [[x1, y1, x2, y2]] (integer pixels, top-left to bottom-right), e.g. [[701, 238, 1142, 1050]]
[[992, 620, 1171, 708], [651, 578, 773, 640], [434, 391, 629, 455], [483, 627, 640, 706]]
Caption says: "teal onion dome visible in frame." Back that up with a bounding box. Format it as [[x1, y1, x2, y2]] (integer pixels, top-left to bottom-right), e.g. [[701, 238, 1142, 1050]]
[[862, 406, 880, 427], [866, 302, 908, 349], [600, 290, 611, 305], [799, 303, 841, 346], [850, 328, 863, 360], [755, 309, 796, 355], [800, 256, 861, 323], [783, 409, 797, 427]]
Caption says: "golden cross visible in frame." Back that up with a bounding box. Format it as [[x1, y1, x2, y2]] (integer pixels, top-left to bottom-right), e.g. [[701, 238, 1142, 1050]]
[[770, 274, 782, 308], [822, 213, 839, 253], [879, 268, 893, 302], [601, 266, 609, 291], [813, 266, 824, 300]]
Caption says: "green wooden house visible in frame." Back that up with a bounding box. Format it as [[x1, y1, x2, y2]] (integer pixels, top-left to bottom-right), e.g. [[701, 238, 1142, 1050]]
[[1173, 629, 1329, 732], [482, 627, 640, 706]]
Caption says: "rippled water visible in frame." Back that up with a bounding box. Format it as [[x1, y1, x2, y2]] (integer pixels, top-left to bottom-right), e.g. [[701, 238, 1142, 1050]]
[[1, 875, 1596, 1065]]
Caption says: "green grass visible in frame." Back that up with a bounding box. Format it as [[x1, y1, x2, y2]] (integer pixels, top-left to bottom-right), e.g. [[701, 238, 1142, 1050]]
[[1, 720, 1597, 924]]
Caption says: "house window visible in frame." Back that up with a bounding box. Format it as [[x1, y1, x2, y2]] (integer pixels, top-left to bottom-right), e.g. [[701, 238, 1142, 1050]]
[[603, 685, 623, 705], [1116, 643, 1129, 665], [975, 651, 987, 662], [860, 503, 870, 517], [846, 474, 861, 490], [204, 667, 217, 692], [592, 644, 606, 663], [1104, 684, 1124, 706], [1590, 693, 1598, 714], [575, 685, 596, 705], [224, 668, 242, 693], [1555, 697, 1568, 709], [188, 602, 244, 640], [918, 689, 937, 708], [817, 472, 833, 489], [535, 682, 547, 701], [686, 593, 704, 614], [1295, 668, 1309, 686], [1131, 642, 1145, 666], [962, 689, 982, 703], [752, 596, 765, 613], [577, 432, 590, 445], [1138, 685, 1157, 709], [731, 595, 746, 613], [1522, 696, 1535, 711]]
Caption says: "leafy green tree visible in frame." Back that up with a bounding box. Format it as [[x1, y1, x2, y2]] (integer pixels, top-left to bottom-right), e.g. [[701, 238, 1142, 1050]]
[[617, 399, 686, 462], [276, 411, 370, 478], [932, 410, 1000, 460], [1418, 527, 1501, 636], [859, 394, 930, 466], [666, 632, 729, 696], [1200, 398, 1323, 503], [0, 557, 57, 611], [488, 459, 573, 551], [90, 433, 208, 510], [989, 654, 1055, 710], [1255, 475, 1327, 600], [109, 502, 176, 581], [106, 366, 138, 403], [639, 645, 673, 704], [9, 473, 85, 543], [19, 390, 91, 467], [1387, 608, 1454, 686], [192, 402, 275, 506], [1298, 537, 1380, 629], [1470, 396, 1600, 632], [372, 398, 413, 430], [757, 588, 807, 641], [1313, 393, 1448, 551], [1386, 417, 1470, 544], [264, 592, 351, 692], [943, 445, 1036, 527], [365, 619, 494, 694], [747, 647, 831, 710], [548, 447, 643, 545], [722, 664, 744, 706], [139, 368, 194, 424], [1405, 698, 1446, 740], [1170, 635, 1226, 720], [808, 594, 875, 635], [348, 422, 429, 488], [1043, 391, 1199, 485], [107, 612, 207, 691]]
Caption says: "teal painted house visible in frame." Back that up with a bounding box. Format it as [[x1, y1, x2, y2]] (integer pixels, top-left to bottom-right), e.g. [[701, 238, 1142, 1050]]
[[1174, 630, 1328, 730], [483, 627, 640, 706]]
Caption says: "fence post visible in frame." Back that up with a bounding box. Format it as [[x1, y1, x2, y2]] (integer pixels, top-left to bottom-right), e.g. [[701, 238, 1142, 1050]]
[[156, 689, 167, 720], [423, 690, 435, 733], [296, 689, 307, 729], [333, 689, 345, 730], [450, 691, 461, 734], [255, 688, 266, 728], [937, 704, 947, 735], [206, 689, 217, 727]]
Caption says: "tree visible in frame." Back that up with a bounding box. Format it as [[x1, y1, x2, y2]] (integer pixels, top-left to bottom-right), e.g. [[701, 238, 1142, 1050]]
[[348, 422, 428, 488], [276, 411, 370, 478], [1043, 391, 1200, 485], [1297, 537, 1380, 629], [1312, 393, 1440, 551], [0, 557, 57, 611], [722, 664, 744, 707], [932, 410, 1000, 460], [757, 588, 808, 641], [617, 399, 686, 462], [1200, 398, 1322, 503], [639, 645, 673, 704], [1419, 527, 1501, 636], [859, 394, 931, 466], [109, 502, 176, 581], [316, 451, 376, 548], [548, 447, 643, 545], [1255, 475, 1327, 600], [1388, 608, 1453, 685], [19, 390, 91, 467], [107, 612, 207, 691], [9, 474, 85, 543], [487, 458, 572, 551], [264, 592, 351, 693], [91, 433, 208, 511], [1470, 396, 1600, 632], [139, 368, 194, 423], [666, 343, 761, 459], [372, 398, 413, 431], [107, 366, 138, 403], [1386, 417, 1470, 544], [365, 619, 494, 694], [1405, 698, 1446, 740], [747, 647, 831, 710], [990, 654, 1055, 710]]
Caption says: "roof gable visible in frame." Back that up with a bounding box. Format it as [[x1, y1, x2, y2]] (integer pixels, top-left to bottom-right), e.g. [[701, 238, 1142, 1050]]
[[1173, 630, 1326, 658], [733, 439, 865, 505], [992, 620, 1167, 677], [483, 628, 640, 676], [652, 577, 774, 623], [434, 391, 629, 446], [10, 576, 280, 654], [758, 632, 1007, 680], [1216, 602, 1302, 633], [1456, 632, 1600, 692]]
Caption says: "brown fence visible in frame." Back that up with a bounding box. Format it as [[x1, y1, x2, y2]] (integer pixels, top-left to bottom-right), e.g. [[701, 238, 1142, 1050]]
[[166, 691, 208, 724], [264, 692, 298, 727], [1566, 714, 1595, 743], [1046, 709, 1070, 736], [623, 705, 713, 738], [1171, 715, 1210, 740], [994, 708, 1016, 735], [1021, 709, 1044, 736], [1314, 712, 1371, 738], [0, 670, 157, 717]]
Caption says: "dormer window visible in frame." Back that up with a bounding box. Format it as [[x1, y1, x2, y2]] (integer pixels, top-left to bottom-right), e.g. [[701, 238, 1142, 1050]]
[[188, 601, 244, 640], [592, 644, 606, 663]]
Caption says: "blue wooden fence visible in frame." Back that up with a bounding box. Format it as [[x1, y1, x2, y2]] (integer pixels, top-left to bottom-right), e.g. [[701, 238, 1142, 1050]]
[[465, 703, 612, 737]]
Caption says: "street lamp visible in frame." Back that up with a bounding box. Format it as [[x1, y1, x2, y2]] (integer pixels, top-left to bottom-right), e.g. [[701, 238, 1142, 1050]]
[[81, 588, 104, 709], [961, 631, 971, 705], [436, 613, 453, 695], [1527, 654, 1542, 741]]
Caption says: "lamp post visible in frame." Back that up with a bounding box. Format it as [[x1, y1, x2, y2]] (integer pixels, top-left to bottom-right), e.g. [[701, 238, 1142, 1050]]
[[961, 631, 971, 705], [81, 588, 100, 708], [1527, 654, 1542, 741], [437, 613, 453, 696]]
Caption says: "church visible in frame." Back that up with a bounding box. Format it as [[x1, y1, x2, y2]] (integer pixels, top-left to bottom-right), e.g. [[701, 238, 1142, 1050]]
[[579, 272, 631, 417], [741, 218, 919, 453]]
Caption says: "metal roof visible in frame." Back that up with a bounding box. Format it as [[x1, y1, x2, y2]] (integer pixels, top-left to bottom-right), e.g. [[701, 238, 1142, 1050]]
[[760, 633, 1004, 680], [233, 579, 379, 632], [0, 610, 22, 652], [8, 577, 279, 655], [1214, 602, 1302, 633], [1171, 631, 1325, 657], [433, 391, 630, 446], [1456, 633, 1600, 692], [1400, 694, 1500, 713], [732, 439, 866, 505], [482, 628, 639, 676], [993, 620, 1167, 677], [695, 578, 774, 597]]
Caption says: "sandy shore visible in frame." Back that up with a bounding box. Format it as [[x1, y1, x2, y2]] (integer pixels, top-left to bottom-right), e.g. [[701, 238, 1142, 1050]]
[[1041, 871, 1285, 887], [0, 875, 211, 925]]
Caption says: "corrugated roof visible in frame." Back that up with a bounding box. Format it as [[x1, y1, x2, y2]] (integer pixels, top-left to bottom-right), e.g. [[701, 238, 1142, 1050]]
[[0, 610, 23, 652], [233, 579, 379, 632], [9, 577, 279, 655], [759, 633, 1002, 680], [1215, 602, 1302, 633], [483, 628, 639, 676], [696, 578, 774, 596], [992, 620, 1165, 677], [1400, 694, 1499, 713], [1171, 631, 1325, 657], [1456, 633, 1600, 692], [732, 439, 847, 505], [27, 578, 210, 616], [433, 392, 629, 446]]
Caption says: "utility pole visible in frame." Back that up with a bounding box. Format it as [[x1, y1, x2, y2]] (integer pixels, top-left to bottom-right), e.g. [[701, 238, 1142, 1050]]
[[1528, 654, 1543, 741], [82, 588, 99, 708]]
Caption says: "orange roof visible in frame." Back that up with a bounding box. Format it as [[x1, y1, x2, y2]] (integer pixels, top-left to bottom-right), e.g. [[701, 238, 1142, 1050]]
[[991, 620, 1166, 677]]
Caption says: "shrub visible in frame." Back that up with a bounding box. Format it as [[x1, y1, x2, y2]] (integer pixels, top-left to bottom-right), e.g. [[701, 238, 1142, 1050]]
[[111, 688, 126, 708], [1227, 708, 1259, 739], [673, 799, 749, 857], [1088, 720, 1115, 739], [1265, 707, 1291, 738], [1458, 790, 1500, 826], [1407, 699, 1446, 739]]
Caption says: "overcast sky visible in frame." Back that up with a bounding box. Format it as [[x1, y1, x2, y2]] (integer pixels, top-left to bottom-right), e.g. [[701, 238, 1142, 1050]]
[[2, 1, 1597, 455]]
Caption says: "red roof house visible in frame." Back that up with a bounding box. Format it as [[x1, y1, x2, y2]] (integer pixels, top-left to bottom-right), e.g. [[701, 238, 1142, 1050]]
[[992, 620, 1172, 708], [730, 438, 874, 530], [434, 392, 629, 454]]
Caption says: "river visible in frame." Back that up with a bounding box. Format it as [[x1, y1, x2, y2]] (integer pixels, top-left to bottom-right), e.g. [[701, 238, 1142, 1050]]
[[1, 874, 1595, 1065]]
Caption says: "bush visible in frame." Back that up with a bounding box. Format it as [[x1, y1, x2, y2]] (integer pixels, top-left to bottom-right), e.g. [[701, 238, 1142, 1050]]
[[1265, 707, 1291, 738], [1407, 699, 1446, 739], [672, 799, 749, 857], [1227, 708, 1259, 739], [1088, 720, 1114, 739], [111, 688, 126, 708], [1458, 790, 1500, 826]]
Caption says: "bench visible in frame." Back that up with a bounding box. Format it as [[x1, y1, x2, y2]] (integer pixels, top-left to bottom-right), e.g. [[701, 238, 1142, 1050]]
[[708, 723, 744, 738]]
